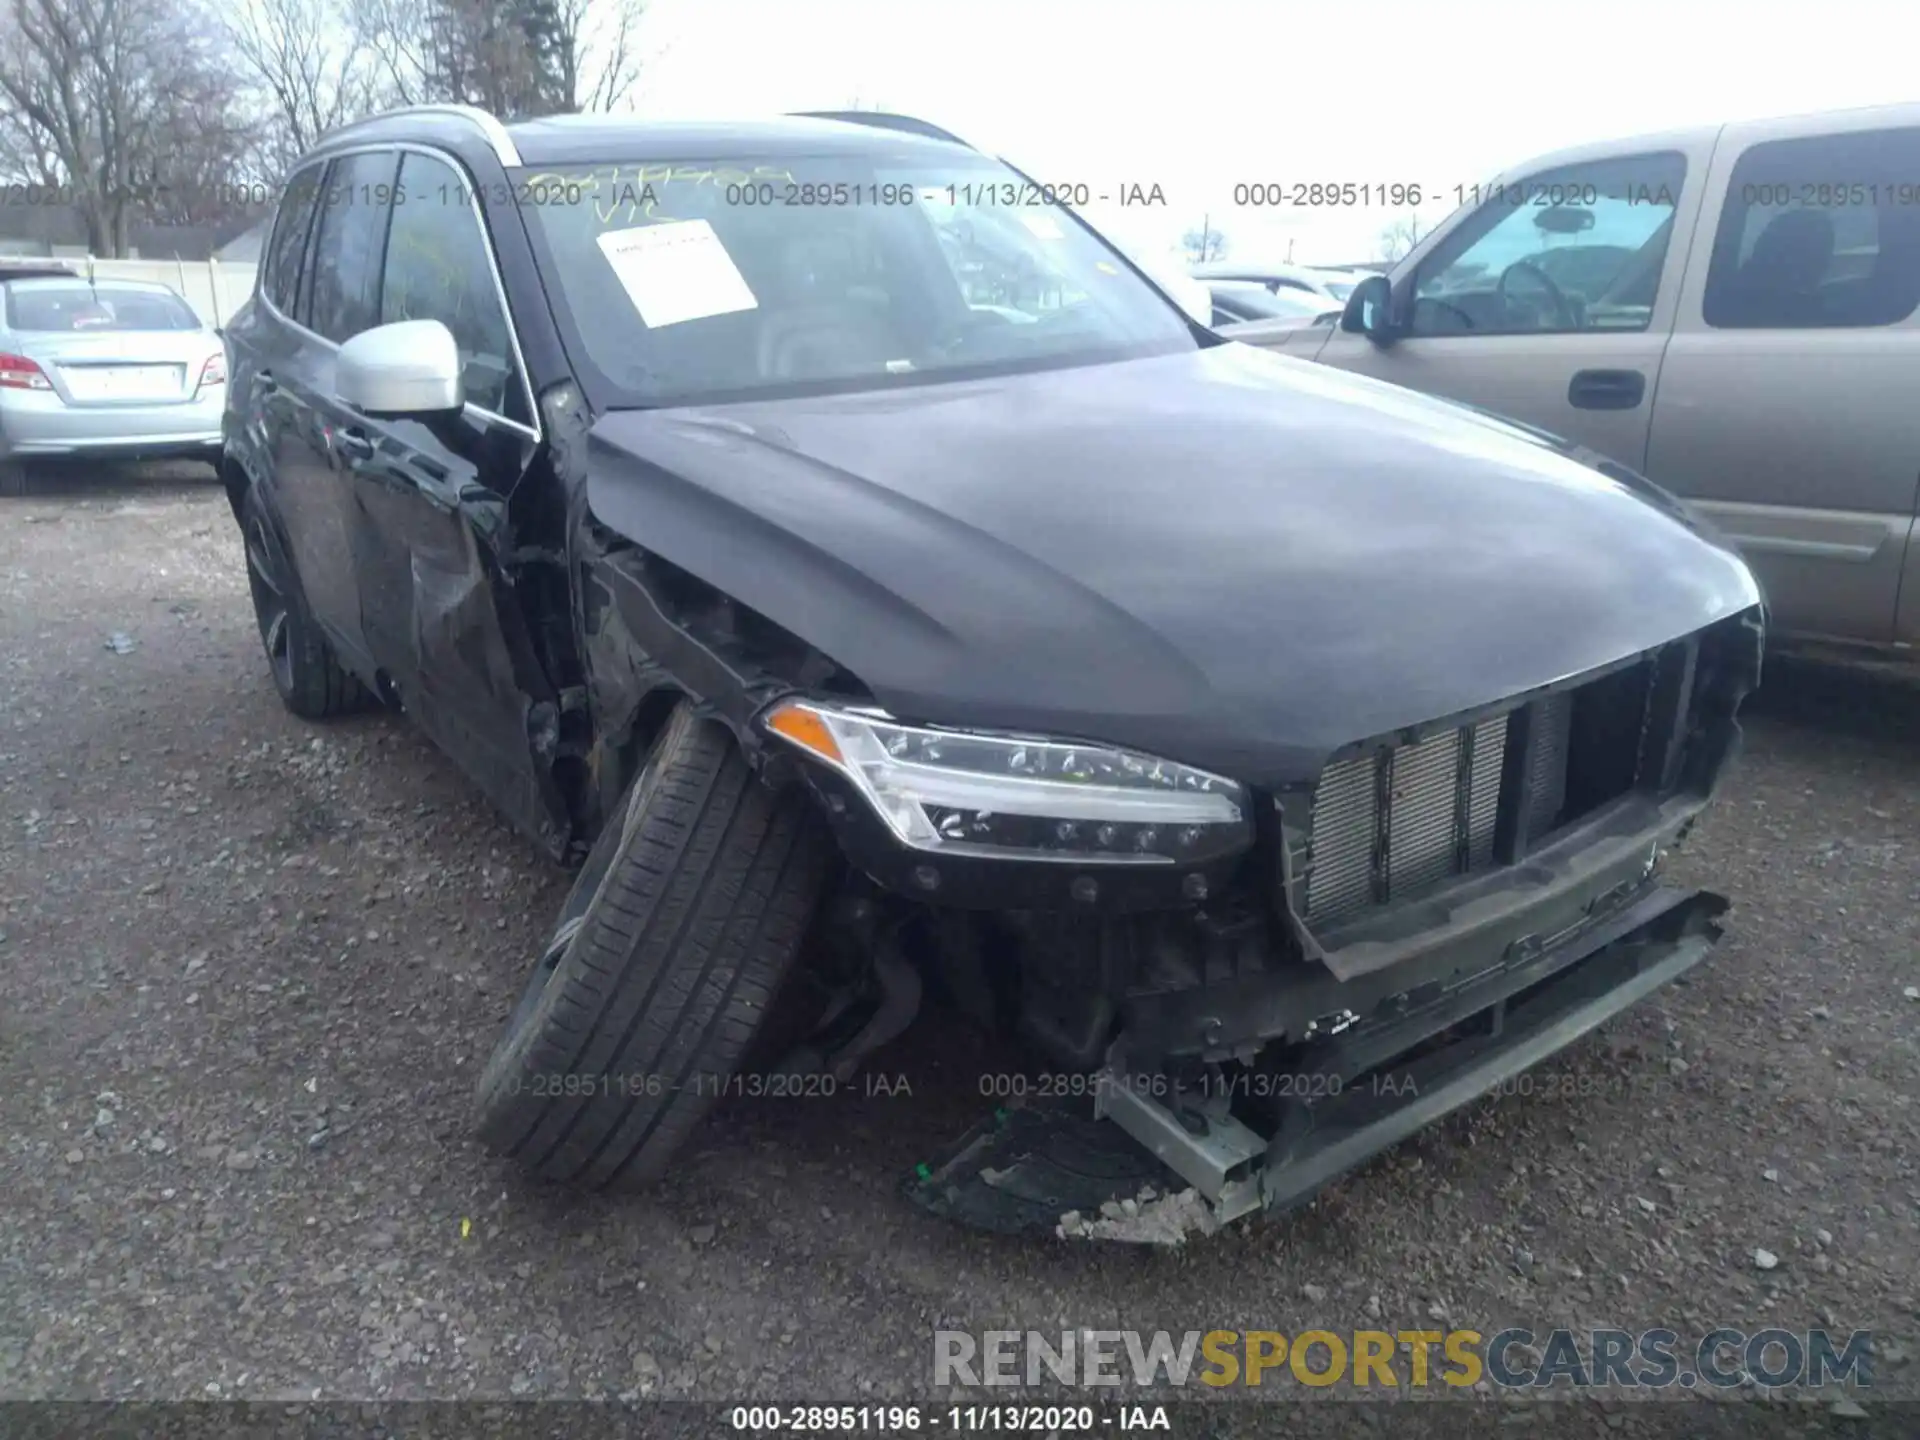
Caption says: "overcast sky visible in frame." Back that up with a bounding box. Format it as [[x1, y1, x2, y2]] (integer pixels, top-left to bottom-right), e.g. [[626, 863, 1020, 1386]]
[[629, 0, 1917, 267]]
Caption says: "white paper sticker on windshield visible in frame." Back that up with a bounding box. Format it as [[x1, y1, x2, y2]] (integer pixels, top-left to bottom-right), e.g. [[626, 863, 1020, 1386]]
[[595, 220, 758, 328], [1019, 212, 1065, 240]]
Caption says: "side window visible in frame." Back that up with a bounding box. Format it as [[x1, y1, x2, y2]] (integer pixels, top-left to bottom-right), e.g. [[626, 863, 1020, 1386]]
[[307, 151, 400, 345], [1409, 152, 1688, 336], [380, 152, 515, 414], [1703, 127, 1920, 330], [262, 165, 322, 317]]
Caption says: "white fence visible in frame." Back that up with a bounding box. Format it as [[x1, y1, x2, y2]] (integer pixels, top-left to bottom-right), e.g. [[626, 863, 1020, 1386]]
[[69, 259, 260, 328]]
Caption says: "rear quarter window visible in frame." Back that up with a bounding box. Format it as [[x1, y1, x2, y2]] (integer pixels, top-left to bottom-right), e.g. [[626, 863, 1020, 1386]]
[[264, 165, 324, 317], [1703, 126, 1920, 329]]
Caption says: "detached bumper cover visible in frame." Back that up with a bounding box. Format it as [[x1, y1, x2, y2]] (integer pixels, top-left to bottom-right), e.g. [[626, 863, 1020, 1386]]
[[906, 884, 1726, 1239]]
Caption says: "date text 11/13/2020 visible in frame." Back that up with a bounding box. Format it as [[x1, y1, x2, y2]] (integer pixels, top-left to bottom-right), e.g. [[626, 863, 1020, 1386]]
[[498, 1065, 1701, 1106], [728, 1403, 1173, 1432], [497, 1070, 915, 1100]]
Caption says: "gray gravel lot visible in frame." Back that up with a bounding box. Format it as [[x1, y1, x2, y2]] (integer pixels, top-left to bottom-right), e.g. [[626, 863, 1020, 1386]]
[[2, 473, 1917, 1426]]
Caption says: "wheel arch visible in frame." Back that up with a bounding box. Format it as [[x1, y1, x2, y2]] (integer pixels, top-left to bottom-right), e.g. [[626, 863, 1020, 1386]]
[[575, 537, 872, 855], [218, 449, 252, 528]]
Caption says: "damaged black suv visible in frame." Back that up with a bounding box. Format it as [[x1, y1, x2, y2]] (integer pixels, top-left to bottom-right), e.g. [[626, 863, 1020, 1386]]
[[220, 104, 1764, 1237]]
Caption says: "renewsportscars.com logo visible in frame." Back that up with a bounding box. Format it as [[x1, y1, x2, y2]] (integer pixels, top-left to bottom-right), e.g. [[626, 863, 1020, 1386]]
[[933, 1328, 1875, 1391]]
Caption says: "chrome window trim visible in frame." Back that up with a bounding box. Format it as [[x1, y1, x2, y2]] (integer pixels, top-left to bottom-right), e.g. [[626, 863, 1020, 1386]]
[[258, 140, 541, 442], [316, 104, 522, 166]]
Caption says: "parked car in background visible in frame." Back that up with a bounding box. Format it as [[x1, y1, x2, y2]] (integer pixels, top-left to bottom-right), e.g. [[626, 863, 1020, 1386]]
[[220, 104, 1760, 1238], [0, 272, 225, 496], [1239, 102, 1920, 655], [1192, 260, 1369, 303], [1203, 279, 1341, 327]]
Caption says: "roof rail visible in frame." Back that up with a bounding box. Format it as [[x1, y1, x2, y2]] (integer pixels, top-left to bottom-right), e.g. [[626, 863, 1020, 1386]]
[[788, 111, 973, 149], [318, 104, 522, 165]]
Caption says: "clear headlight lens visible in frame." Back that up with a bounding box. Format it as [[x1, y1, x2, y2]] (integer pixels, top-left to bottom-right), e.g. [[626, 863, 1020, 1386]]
[[762, 699, 1250, 864]]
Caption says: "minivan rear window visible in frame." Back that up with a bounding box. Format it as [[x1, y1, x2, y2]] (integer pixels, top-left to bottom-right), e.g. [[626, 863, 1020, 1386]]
[[5, 282, 201, 332]]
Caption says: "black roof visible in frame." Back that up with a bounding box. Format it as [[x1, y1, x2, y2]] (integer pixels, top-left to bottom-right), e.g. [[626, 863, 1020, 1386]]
[[506, 114, 969, 165]]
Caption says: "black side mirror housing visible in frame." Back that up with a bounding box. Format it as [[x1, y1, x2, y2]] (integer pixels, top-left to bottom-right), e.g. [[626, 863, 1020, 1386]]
[[1341, 273, 1402, 343]]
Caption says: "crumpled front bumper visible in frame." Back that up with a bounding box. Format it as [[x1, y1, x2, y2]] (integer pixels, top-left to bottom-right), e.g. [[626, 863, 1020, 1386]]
[[1102, 883, 1725, 1229], [906, 883, 1727, 1241]]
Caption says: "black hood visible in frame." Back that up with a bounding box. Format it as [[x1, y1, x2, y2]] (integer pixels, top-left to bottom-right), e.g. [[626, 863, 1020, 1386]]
[[584, 343, 1760, 785]]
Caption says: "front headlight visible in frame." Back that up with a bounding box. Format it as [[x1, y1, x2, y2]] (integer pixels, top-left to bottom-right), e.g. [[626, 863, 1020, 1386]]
[[761, 699, 1251, 864]]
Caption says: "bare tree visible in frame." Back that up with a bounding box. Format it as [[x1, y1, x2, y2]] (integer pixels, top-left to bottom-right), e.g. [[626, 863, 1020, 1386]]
[[1378, 210, 1426, 263], [347, 0, 435, 107], [0, 0, 258, 254], [228, 0, 381, 175], [350, 0, 632, 119], [1182, 217, 1227, 264], [555, 0, 648, 112]]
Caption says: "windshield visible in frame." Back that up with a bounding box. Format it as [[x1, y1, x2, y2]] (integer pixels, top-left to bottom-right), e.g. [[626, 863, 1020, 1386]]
[[4, 283, 201, 333], [520, 154, 1198, 407], [1315, 277, 1357, 300]]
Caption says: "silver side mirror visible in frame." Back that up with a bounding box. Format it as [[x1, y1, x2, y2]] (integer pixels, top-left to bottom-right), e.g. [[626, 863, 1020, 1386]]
[[337, 319, 462, 417]]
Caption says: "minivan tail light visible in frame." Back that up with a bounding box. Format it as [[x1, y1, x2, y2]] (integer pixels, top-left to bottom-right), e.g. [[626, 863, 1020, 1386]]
[[197, 353, 226, 390], [0, 353, 51, 390]]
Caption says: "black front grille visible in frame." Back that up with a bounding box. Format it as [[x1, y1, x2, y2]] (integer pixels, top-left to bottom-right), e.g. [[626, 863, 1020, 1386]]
[[1302, 657, 1667, 927]]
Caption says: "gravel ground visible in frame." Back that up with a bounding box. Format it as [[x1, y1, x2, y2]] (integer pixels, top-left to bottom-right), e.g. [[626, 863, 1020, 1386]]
[[2, 472, 1917, 1425]]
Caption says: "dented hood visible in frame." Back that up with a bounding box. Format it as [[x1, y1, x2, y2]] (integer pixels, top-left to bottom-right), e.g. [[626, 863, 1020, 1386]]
[[584, 343, 1760, 785]]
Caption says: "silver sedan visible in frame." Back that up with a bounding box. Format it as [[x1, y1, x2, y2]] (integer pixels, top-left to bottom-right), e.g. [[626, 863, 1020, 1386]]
[[0, 274, 226, 496]]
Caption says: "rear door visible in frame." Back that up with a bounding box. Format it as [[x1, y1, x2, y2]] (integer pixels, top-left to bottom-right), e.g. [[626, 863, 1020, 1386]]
[[279, 149, 401, 672], [227, 162, 327, 596], [333, 147, 559, 850], [1310, 142, 1713, 469], [1645, 116, 1920, 645]]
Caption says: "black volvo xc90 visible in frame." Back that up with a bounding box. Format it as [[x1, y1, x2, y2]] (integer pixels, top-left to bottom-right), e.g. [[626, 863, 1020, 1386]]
[[220, 103, 1764, 1239]]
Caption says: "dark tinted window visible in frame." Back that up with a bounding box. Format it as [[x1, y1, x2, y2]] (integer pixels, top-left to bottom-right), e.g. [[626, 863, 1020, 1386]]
[[381, 152, 515, 413], [308, 151, 400, 344], [1703, 127, 1920, 329], [6, 283, 200, 331], [263, 165, 322, 315]]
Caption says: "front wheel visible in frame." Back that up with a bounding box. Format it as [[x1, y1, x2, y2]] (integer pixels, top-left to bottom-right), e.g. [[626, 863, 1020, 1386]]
[[473, 700, 831, 1189]]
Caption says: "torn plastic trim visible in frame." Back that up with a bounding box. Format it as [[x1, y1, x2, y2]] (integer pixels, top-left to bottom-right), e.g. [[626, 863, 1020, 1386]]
[[586, 545, 799, 756], [1120, 805, 1699, 1064], [553, 377, 864, 831]]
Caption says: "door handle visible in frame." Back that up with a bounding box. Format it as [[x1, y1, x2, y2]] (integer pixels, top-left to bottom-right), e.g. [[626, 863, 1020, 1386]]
[[1567, 368, 1646, 411], [330, 425, 374, 464]]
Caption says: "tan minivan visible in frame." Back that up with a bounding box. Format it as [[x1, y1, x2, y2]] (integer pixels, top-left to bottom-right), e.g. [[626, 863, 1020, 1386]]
[[1236, 103, 1920, 652]]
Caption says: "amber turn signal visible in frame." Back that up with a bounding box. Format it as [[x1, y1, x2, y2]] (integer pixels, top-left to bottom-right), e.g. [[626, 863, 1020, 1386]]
[[764, 701, 844, 764]]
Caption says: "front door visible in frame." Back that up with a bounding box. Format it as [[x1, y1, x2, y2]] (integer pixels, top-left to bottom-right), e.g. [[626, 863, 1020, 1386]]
[[333, 148, 561, 853], [1312, 145, 1709, 471]]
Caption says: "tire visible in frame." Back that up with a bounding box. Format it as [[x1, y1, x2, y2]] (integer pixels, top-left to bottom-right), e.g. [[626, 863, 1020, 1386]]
[[474, 700, 831, 1190], [239, 484, 365, 719], [0, 461, 25, 498]]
